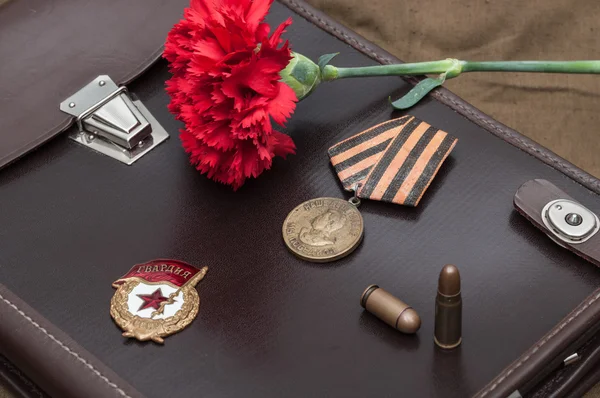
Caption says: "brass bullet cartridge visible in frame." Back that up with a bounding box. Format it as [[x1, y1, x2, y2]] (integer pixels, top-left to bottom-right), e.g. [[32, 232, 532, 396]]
[[360, 285, 421, 334], [434, 264, 462, 349]]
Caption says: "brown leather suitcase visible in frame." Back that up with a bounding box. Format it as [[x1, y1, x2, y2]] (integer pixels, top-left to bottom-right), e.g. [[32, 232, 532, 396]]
[[2, 1, 600, 397]]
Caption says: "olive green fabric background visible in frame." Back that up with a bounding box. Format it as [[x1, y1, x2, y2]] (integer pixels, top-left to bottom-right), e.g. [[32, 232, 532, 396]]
[[307, 0, 600, 178]]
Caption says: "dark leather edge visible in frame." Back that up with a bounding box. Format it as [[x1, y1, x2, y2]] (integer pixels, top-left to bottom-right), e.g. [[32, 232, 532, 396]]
[[0, 355, 47, 398], [477, 287, 600, 398], [0, 283, 145, 398], [565, 363, 600, 398], [513, 179, 600, 268], [524, 315, 600, 397], [275, 1, 600, 396], [529, 332, 600, 397], [277, 0, 600, 196], [0, 46, 165, 170]]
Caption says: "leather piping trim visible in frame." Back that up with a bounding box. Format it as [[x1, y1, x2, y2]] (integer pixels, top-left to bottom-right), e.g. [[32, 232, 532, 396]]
[[549, 337, 600, 397], [564, 361, 600, 398], [0, 292, 131, 398], [277, 0, 600, 196], [0, 46, 166, 170], [0, 283, 141, 398], [477, 288, 600, 397], [276, 1, 600, 396]]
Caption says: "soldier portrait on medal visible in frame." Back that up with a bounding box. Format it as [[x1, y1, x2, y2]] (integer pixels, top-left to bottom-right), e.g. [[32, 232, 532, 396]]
[[283, 198, 364, 263], [299, 209, 347, 247]]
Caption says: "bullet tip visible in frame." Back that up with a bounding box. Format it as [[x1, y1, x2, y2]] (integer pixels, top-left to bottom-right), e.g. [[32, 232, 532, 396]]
[[397, 308, 421, 334], [438, 264, 461, 296]]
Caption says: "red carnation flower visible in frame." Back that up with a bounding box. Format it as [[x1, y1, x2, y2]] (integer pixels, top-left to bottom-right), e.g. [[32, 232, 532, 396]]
[[163, 0, 297, 190]]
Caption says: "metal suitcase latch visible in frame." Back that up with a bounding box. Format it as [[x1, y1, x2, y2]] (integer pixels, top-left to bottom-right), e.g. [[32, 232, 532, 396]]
[[60, 75, 168, 164], [542, 199, 599, 245]]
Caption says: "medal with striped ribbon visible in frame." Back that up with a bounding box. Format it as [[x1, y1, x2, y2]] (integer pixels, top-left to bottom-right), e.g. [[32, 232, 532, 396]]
[[282, 116, 457, 263], [329, 116, 457, 207]]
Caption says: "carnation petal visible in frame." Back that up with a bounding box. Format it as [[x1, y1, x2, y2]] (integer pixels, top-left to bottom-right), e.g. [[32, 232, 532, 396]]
[[239, 108, 268, 128], [247, 75, 279, 97], [211, 27, 233, 53], [193, 37, 226, 62], [268, 17, 292, 47], [268, 83, 297, 126], [270, 130, 297, 157], [246, 0, 273, 31], [204, 122, 237, 150], [256, 143, 273, 161], [256, 23, 270, 43], [191, 0, 225, 26], [165, 0, 297, 190]]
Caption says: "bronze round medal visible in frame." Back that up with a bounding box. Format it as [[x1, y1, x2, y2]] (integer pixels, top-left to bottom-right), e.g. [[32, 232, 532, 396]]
[[282, 197, 364, 263]]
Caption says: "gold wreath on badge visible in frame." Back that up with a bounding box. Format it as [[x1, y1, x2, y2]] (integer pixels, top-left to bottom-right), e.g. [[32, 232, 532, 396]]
[[110, 260, 208, 344]]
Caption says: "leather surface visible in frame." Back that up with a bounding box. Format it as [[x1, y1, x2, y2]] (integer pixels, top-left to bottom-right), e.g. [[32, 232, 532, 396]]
[[2, 2, 600, 398], [0, 0, 189, 168], [0, 286, 143, 398], [528, 332, 600, 397]]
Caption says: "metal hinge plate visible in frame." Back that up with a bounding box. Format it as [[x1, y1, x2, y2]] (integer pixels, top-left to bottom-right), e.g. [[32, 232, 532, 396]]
[[60, 76, 168, 165]]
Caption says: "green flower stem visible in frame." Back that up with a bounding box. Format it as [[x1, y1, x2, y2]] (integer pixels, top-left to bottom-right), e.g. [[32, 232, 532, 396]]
[[323, 60, 458, 80], [461, 60, 600, 73], [322, 59, 600, 81]]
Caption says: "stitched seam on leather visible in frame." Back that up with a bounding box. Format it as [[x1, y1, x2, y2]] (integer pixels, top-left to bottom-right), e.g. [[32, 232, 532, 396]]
[[431, 90, 600, 190], [280, 0, 600, 195], [0, 294, 131, 398]]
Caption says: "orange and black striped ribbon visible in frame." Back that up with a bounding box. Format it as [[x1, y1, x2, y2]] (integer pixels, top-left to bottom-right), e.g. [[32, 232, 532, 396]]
[[328, 116, 457, 207]]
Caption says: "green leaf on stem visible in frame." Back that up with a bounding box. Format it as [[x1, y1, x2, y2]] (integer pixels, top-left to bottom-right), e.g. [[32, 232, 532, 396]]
[[318, 53, 339, 72], [390, 75, 445, 109]]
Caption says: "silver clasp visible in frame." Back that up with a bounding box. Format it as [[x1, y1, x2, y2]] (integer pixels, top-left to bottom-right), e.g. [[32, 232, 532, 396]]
[[60, 75, 168, 165], [542, 199, 599, 245], [563, 352, 581, 366]]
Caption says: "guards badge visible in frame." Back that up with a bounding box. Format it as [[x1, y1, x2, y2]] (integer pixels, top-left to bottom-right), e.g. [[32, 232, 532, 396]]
[[110, 260, 208, 344]]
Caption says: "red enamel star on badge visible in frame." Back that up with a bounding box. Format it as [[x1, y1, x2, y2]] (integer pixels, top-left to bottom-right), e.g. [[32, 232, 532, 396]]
[[111, 259, 208, 343], [137, 288, 168, 311]]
